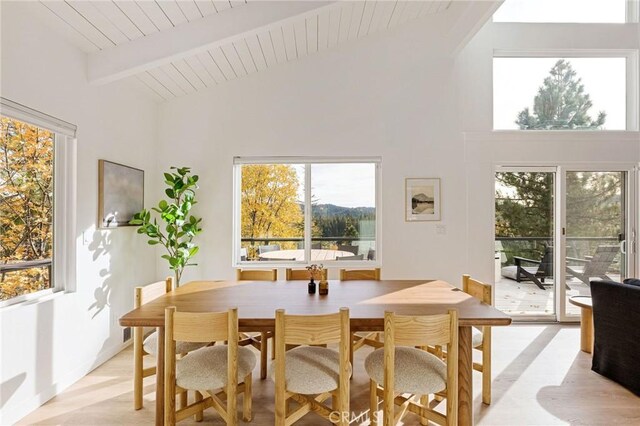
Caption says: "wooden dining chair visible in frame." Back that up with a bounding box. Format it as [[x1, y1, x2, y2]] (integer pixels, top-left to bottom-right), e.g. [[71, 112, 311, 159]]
[[164, 307, 256, 425], [285, 268, 328, 281], [271, 308, 351, 426], [462, 274, 492, 405], [236, 268, 277, 380], [133, 277, 207, 410], [365, 310, 458, 426], [340, 268, 383, 362], [339, 267, 381, 280]]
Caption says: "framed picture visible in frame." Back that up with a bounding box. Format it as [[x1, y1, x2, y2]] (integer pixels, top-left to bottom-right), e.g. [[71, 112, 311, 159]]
[[405, 178, 441, 221], [98, 160, 144, 228]]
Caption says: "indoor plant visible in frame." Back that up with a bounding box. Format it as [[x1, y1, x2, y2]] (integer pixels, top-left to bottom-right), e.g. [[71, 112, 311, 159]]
[[130, 166, 203, 286]]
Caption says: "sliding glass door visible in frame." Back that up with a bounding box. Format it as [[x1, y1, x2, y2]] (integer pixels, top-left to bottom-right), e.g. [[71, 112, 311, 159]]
[[496, 166, 635, 321]]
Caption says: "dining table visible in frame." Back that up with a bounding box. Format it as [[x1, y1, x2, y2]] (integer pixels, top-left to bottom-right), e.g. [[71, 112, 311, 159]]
[[120, 279, 511, 425]]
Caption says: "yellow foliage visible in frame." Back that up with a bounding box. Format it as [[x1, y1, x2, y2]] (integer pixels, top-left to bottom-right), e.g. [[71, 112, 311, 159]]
[[241, 164, 303, 255], [1, 116, 54, 301]]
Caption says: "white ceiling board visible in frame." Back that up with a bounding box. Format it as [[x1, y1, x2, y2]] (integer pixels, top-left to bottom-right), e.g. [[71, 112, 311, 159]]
[[358, 0, 377, 38], [337, 2, 353, 43], [307, 15, 318, 54], [327, 6, 340, 48], [246, 35, 268, 71], [41, 1, 114, 49], [220, 43, 248, 77], [281, 22, 297, 61], [136, 72, 174, 100], [233, 40, 258, 74], [347, 1, 365, 41], [317, 8, 330, 51], [173, 59, 208, 89], [156, 0, 189, 26], [270, 28, 287, 64], [229, 1, 246, 9], [369, 0, 396, 34], [148, 67, 184, 96], [257, 31, 278, 67], [212, 0, 231, 13], [162, 63, 197, 94], [177, 0, 203, 21], [293, 18, 307, 58], [92, 0, 144, 41], [113, 1, 158, 36], [210, 47, 237, 80], [196, 51, 226, 83], [32, 0, 101, 52], [184, 55, 217, 86], [193, 1, 217, 17], [67, 1, 129, 45], [387, 0, 407, 28], [136, 1, 174, 31]]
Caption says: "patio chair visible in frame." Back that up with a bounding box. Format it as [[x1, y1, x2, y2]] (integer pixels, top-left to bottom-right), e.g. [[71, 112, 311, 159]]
[[257, 244, 280, 255], [566, 245, 619, 285], [338, 244, 359, 255], [501, 246, 553, 290]]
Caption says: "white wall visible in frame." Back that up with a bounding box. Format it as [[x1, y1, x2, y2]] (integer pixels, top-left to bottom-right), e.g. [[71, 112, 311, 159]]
[[156, 18, 470, 284], [0, 3, 158, 424]]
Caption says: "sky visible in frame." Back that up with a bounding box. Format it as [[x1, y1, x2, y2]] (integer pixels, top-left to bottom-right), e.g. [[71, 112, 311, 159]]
[[492, 0, 627, 23], [293, 163, 376, 208]]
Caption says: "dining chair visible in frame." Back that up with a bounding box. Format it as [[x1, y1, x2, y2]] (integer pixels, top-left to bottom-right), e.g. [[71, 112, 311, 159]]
[[236, 268, 277, 379], [339, 268, 383, 362], [365, 310, 459, 426], [133, 277, 207, 410], [285, 268, 328, 281], [462, 274, 492, 405], [271, 308, 351, 426], [164, 307, 256, 425]]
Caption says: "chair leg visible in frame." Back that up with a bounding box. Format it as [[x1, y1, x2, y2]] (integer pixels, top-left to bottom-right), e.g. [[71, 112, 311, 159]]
[[271, 334, 276, 360], [194, 391, 204, 422], [260, 332, 268, 380], [243, 373, 253, 422], [133, 327, 144, 410], [370, 380, 378, 426], [179, 390, 188, 410], [419, 395, 428, 425]]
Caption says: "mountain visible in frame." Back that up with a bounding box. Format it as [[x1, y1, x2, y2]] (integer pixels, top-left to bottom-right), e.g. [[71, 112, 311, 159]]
[[310, 203, 375, 218]]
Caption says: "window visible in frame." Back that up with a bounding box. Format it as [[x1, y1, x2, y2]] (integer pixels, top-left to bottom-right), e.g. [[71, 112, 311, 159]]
[[493, 56, 629, 130], [1, 98, 76, 307], [233, 157, 379, 266], [493, 0, 629, 23]]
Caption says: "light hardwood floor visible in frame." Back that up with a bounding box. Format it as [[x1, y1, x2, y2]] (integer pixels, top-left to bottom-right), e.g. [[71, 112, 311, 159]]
[[18, 325, 640, 425]]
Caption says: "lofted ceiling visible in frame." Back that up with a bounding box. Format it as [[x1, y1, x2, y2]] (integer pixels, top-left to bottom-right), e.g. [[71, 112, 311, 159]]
[[36, 1, 500, 102]]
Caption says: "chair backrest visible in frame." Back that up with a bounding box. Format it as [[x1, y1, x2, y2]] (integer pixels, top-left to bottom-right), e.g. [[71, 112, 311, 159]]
[[584, 245, 619, 276], [258, 244, 280, 254], [236, 268, 277, 281], [367, 249, 376, 261], [135, 277, 173, 309], [311, 242, 322, 249], [338, 245, 359, 255], [539, 246, 554, 276], [336, 254, 364, 261], [339, 268, 381, 280], [462, 274, 492, 305], [276, 308, 350, 346], [240, 248, 248, 261], [285, 268, 328, 281], [384, 310, 458, 423]]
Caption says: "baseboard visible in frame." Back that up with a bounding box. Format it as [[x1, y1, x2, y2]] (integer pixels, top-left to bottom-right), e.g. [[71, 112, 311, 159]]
[[1, 339, 132, 425]]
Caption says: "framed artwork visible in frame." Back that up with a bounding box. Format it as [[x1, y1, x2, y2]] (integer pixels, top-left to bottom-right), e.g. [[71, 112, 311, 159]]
[[405, 178, 440, 221], [98, 160, 144, 227]]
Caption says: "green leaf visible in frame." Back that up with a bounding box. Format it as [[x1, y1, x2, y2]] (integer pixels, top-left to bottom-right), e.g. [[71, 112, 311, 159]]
[[148, 240, 160, 245], [165, 188, 175, 198], [189, 246, 199, 257]]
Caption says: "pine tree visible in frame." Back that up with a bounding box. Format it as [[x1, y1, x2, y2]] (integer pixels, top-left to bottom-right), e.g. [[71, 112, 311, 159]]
[[516, 59, 606, 130]]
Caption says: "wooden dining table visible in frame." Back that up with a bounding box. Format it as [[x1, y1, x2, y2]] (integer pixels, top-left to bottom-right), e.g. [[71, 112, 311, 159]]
[[120, 279, 511, 425]]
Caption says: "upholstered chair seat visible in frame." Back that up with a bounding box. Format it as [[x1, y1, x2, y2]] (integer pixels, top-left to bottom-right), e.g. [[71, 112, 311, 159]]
[[472, 327, 484, 348], [176, 345, 256, 391], [143, 331, 208, 356]]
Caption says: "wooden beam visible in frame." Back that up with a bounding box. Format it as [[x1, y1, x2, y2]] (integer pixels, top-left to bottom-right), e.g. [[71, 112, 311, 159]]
[[88, 1, 334, 85]]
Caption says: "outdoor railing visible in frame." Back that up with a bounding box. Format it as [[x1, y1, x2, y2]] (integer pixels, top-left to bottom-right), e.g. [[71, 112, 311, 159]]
[[0, 258, 52, 273]]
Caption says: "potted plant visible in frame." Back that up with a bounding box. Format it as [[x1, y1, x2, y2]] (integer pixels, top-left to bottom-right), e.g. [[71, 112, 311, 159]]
[[130, 166, 203, 286]]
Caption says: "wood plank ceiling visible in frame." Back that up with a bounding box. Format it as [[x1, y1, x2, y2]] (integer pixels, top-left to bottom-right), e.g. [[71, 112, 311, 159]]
[[39, 1, 452, 102]]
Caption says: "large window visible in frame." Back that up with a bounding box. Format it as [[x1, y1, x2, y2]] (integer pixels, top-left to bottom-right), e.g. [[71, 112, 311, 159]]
[[233, 158, 379, 266], [493, 0, 629, 23], [1, 99, 76, 307], [493, 57, 628, 130]]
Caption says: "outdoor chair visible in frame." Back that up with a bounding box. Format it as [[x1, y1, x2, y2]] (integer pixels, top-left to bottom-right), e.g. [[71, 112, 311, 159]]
[[338, 244, 359, 255], [336, 254, 364, 260], [501, 246, 553, 290], [566, 245, 619, 285], [257, 244, 280, 255]]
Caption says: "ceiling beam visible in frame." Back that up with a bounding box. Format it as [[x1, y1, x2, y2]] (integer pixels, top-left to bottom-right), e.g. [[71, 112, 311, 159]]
[[446, 0, 504, 55], [88, 1, 334, 85]]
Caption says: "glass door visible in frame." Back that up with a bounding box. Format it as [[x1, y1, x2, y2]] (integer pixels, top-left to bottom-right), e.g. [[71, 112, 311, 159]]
[[495, 168, 556, 319], [561, 170, 633, 319]]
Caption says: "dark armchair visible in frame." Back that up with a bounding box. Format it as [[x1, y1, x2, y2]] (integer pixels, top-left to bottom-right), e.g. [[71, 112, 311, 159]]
[[590, 279, 640, 396]]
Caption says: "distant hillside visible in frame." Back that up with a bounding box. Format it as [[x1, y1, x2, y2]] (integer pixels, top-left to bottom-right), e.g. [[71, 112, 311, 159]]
[[308, 203, 375, 218]]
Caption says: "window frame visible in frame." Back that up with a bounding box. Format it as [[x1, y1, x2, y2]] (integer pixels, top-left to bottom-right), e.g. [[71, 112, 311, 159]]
[[0, 98, 77, 308], [492, 49, 639, 132], [232, 156, 382, 268]]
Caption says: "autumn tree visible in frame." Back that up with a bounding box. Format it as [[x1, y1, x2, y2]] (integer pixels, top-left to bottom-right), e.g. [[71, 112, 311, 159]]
[[516, 59, 606, 130], [241, 164, 303, 257], [1, 116, 54, 301]]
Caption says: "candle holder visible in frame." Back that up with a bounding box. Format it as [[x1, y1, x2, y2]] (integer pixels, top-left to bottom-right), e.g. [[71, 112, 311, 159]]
[[318, 279, 329, 296], [306, 264, 325, 295]]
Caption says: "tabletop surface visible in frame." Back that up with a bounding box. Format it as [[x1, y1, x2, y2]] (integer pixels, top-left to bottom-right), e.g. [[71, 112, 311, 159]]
[[568, 295, 593, 308], [257, 249, 355, 261], [120, 279, 511, 330]]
